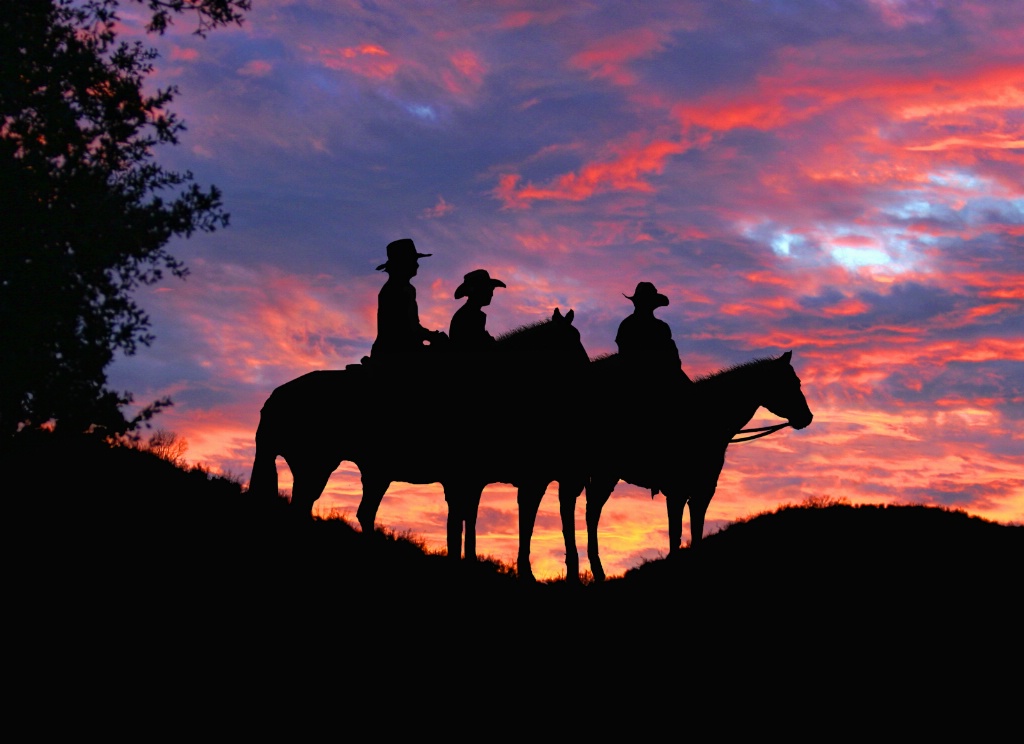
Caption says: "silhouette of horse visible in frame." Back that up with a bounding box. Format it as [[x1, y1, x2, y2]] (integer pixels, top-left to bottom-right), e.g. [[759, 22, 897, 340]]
[[439, 309, 591, 581], [584, 350, 813, 582], [246, 308, 590, 581]]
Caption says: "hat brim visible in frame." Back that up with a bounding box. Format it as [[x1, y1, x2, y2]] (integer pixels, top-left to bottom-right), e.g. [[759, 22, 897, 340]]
[[455, 278, 506, 299], [624, 292, 669, 308], [376, 252, 432, 270]]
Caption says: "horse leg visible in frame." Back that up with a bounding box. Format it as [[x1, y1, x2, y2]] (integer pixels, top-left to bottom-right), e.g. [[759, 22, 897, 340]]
[[665, 490, 686, 553], [687, 482, 719, 551], [689, 495, 708, 550], [247, 438, 279, 500], [443, 481, 484, 562], [290, 467, 332, 520], [356, 471, 390, 535], [444, 483, 465, 561], [585, 474, 617, 583], [558, 479, 584, 584], [687, 452, 724, 551], [463, 485, 483, 563], [517, 483, 545, 583]]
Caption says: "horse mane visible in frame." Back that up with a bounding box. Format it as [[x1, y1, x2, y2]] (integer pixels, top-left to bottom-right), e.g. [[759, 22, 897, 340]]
[[588, 351, 781, 391], [694, 355, 778, 385], [494, 317, 551, 344]]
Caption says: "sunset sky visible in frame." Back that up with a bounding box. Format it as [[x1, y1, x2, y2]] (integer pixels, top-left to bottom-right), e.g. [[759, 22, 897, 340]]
[[107, 0, 1023, 580]]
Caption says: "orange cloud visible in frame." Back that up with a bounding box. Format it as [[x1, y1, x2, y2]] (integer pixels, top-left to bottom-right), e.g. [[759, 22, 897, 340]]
[[688, 100, 791, 131], [163, 263, 378, 385], [983, 286, 1024, 299], [719, 296, 804, 317], [906, 135, 1024, 152], [822, 298, 872, 317], [897, 71, 1024, 120], [318, 44, 398, 79], [673, 48, 1024, 173], [495, 138, 687, 208]]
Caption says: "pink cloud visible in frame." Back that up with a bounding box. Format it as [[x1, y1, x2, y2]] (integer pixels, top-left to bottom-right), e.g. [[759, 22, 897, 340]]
[[868, 0, 942, 28], [317, 44, 399, 80], [569, 28, 673, 86], [421, 195, 455, 219], [238, 60, 273, 77], [497, 8, 575, 30], [170, 45, 199, 62], [451, 50, 483, 78], [495, 138, 688, 208], [821, 298, 872, 317], [443, 50, 486, 95], [674, 47, 1024, 172]]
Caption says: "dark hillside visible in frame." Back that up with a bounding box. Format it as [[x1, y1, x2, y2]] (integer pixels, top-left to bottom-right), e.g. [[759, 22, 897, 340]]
[[9, 432, 1019, 603], [7, 433, 1021, 696], [622, 499, 1020, 592], [608, 500, 1020, 631]]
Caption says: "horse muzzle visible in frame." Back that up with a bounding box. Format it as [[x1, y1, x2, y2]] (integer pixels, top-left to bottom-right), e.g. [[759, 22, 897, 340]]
[[789, 412, 813, 430]]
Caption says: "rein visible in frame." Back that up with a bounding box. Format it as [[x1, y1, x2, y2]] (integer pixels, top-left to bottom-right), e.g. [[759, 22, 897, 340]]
[[730, 422, 791, 443]]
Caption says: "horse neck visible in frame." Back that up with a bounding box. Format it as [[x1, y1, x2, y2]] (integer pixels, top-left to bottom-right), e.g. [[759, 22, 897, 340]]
[[495, 322, 544, 353], [695, 363, 771, 436], [496, 322, 584, 364]]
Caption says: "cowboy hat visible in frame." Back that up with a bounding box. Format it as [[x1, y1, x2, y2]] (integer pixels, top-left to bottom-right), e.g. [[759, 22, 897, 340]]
[[376, 238, 432, 271], [454, 268, 506, 299], [624, 281, 669, 308]]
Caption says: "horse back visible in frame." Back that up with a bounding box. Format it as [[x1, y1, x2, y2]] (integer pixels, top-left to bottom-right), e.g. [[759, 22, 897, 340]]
[[259, 369, 364, 439]]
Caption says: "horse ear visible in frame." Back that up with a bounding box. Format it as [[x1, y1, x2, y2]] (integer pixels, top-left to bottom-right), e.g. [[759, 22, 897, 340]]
[[566, 309, 574, 323], [781, 350, 792, 362], [553, 308, 563, 320]]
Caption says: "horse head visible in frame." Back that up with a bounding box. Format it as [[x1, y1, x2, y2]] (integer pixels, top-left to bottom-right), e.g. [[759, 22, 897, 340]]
[[488, 307, 589, 375], [551, 308, 589, 366], [761, 350, 813, 430], [552, 307, 574, 324]]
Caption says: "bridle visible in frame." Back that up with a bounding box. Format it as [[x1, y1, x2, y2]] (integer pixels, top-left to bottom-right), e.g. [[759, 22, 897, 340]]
[[730, 422, 791, 443]]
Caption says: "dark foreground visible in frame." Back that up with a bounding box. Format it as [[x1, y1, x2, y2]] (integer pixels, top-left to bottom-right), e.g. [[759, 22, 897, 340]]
[[7, 433, 1021, 724]]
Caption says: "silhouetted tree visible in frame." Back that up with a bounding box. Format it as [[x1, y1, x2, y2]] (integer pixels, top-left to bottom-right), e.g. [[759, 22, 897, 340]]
[[0, 1, 249, 442]]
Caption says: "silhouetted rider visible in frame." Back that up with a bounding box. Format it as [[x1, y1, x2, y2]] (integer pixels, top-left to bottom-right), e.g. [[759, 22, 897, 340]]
[[614, 281, 690, 497], [369, 238, 447, 365], [449, 269, 506, 352], [615, 281, 690, 383]]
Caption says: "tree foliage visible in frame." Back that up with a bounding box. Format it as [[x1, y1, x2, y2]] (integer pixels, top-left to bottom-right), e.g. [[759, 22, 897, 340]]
[[0, 0, 249, 442], [137, 0, 250, 37]]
